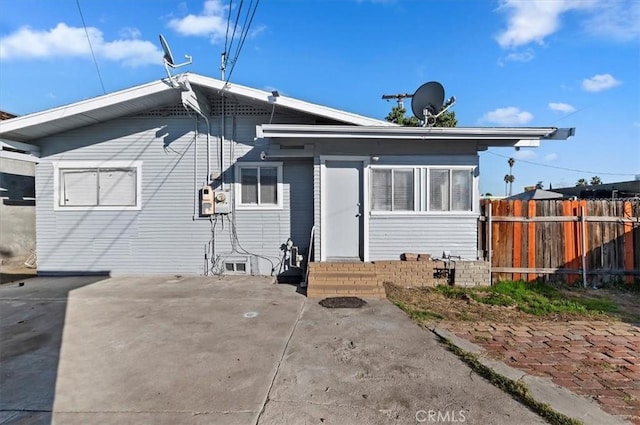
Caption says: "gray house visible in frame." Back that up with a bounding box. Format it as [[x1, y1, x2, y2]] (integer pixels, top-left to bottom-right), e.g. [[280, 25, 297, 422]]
[[0, 73, 574, 280]]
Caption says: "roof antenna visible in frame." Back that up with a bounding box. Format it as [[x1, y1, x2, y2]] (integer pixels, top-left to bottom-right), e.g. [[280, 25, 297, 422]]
[[159, 34, 192, 85]]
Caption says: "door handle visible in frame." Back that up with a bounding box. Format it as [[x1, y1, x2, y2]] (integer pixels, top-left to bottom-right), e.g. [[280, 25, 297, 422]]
[[355, 213, 362, 217]]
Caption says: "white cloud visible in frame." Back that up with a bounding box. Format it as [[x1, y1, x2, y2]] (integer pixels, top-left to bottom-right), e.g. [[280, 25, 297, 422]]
[[544, 153, 559, 161], [479, 107, 534, 126], [548, 102, 576, 113], [505, 49, 535, 63], [584, 0, 640, 41], [498, 49, 535, 66], [514, 150, 537, 160], [581, 73, 621, 92], [168, 0, 228, 42], [0, 23, 161, 67], [495, 0, 597, 48], [119, 27, 142, 39]]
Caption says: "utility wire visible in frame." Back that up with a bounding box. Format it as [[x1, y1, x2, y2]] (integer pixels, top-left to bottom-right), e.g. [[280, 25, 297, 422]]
[[483, 150, 636, 177], [224, 0, 233, 54], [76, 0, 105, 94], [226, 0, 244, 68], [226, 0, 260, 83]]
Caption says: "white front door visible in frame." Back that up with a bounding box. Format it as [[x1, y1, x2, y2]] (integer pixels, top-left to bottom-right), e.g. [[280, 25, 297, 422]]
[[324, 160, 363, 260]]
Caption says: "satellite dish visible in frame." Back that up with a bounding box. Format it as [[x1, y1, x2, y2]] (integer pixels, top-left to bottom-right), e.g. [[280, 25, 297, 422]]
[[411, 81, 445, 121], [158, 34, 192, 82], [159, 34, 175, 66]]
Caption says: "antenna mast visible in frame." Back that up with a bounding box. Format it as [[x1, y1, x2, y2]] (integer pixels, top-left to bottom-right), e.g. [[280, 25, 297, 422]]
[[381, 93, 413, 109]]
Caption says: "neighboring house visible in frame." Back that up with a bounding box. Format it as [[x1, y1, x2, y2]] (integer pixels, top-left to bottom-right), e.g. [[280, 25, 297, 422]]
[[506, 189, 564, 201], [553, 180, 640, 199], [0, 110, 38, 264], [0, 73, 575, 277]]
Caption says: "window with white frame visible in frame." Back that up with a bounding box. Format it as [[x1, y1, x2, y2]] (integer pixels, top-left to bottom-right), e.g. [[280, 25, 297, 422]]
[[54, 161, 141, 210], [235, 162, 282, 208], [371, 168, 414, 211], [371, 166, 473, 213], [428, 168, 472, 211]]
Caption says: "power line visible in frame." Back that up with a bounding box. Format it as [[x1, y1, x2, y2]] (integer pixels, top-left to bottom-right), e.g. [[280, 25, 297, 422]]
[[483, 150, 636, 177], [224, 0, 233, 54], [76, 0, 105, 94], [226, 0, 244, 67], [226, 0, 260, 83]]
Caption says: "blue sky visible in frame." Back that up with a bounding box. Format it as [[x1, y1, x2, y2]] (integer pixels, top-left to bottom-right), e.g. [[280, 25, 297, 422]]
[[1, 0, 638, 195]]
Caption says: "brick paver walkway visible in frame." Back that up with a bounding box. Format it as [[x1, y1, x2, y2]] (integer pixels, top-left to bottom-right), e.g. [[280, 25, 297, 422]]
[[442, 320, 640, 424]]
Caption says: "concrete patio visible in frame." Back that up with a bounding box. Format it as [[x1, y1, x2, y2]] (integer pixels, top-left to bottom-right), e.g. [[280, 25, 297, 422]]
[[1, 275, 558, 424]]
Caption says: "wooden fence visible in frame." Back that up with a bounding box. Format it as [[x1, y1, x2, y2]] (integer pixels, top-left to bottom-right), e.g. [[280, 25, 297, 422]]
[[479, 199, 640, 284]]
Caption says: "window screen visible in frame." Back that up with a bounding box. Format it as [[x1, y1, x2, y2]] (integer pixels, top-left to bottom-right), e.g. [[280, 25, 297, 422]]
[[237, 164, 281, 207], [429, 169, 450, 211], [240, 168, 258, 204], [259, 167, 278, 205], [372, 169, 392, 211], [393, 169, 414, 211], [452, 169, 472, 211], [59, 167, 137, 207]]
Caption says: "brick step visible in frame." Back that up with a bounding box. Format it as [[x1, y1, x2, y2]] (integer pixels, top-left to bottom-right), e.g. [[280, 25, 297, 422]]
[[309, 275, 378, 283], [309, 271, 377, 278], [308, 278, 380, 286], [307, 284, 386, 299]]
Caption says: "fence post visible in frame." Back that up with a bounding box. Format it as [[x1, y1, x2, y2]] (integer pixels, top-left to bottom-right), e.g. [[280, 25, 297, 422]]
[[581, 205, 587, 287], [623, 201, 634, 284], [527, 200, 536, 282], [488, 201, 493, 285], [513, 200, 522, 281]]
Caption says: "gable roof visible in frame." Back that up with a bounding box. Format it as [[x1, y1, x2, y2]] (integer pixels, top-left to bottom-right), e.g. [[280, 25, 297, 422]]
[[0, 73, 393, 142]]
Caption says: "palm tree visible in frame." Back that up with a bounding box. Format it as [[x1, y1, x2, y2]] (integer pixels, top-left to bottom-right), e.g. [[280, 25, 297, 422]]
[[535, 181, 544, 189], [576, 178, 588, 186], [590, 176, 602, 185], [507, 158, 515, 195], [504, 174, 515, 196]]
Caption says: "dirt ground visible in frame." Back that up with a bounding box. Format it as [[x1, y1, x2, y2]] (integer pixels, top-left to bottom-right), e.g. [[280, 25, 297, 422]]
[[384, 283, 640, 325]]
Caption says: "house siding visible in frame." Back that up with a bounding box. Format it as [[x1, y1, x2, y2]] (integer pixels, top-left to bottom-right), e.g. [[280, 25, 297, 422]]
[[369, 215, 479, 260], [367, 153, 480, 261], [35, 111, 315, 276]]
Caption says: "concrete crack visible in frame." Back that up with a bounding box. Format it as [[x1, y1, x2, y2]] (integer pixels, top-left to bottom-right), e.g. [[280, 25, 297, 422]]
[[254, 297, 306, 425]]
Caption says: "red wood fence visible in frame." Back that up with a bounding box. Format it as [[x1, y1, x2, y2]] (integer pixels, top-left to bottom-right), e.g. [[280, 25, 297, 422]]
[[479, 199, 640, 284]]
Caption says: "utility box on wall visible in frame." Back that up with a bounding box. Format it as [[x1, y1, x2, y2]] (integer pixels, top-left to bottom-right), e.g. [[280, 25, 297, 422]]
[[213, 191, 230, 214], [200, 185, 214, 216]]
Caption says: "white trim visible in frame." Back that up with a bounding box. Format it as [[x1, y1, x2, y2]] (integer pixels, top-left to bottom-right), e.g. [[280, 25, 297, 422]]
[[234, 161, 283, 210], [52, 160, 142, 211], [0, 150, 39, 163], [319, 155, 370, 262], [257, 124, 575, 144], [0, 73, 394, 142]]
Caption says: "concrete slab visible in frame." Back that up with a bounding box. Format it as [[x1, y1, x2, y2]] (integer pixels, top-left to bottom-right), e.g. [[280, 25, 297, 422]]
[[1, 275, 305, 425], [2, 276, 558, 424], [260, 300, 548, 425]]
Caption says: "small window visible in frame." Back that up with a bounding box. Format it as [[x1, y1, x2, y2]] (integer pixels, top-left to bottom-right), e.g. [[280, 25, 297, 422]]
[[371, 168, 414, 211], [54, 161, 141, 210], [235, 162, 282, 208], [224, 261, 248, 274]]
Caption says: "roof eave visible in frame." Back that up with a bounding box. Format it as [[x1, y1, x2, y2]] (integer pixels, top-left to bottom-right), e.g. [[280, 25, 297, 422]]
[[256, 124, 576, 145]]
